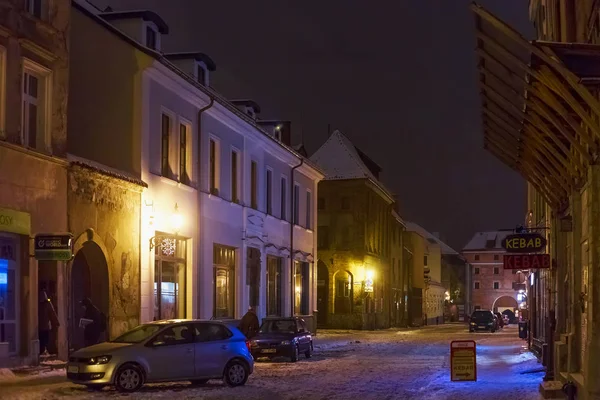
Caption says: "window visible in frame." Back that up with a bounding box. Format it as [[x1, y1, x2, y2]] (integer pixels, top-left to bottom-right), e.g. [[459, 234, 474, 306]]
[[161, 114, 171, 177], [251, 161, 258, 209], [293, 184, 300, 225], [318, 226, 329, 249], [424, 255, 428, 266], [335, 271, 353, 314], [209, 138, 219, 194], [26, 0, 42, 18], [266, 169, 273, 215], [231, 150, 239, 202], [194, 323, 233, 342], [266, 256, 282, 316], [474, 282, 480, 289], [494, 254, 499, 261], [474, 267, 480, 275], [0, 237, 17, 354], [306, 190, 312, 229], [474, 255, 480, 261], [146, 26, 157, 50], [318, 197, 325, 210], [493, 281, 500, 290], [280, 177, 287, 220], [213, 245, 235, 319], [154, 236, 187, 320], [151, 325, 193, 346], [197, 65, 206, 85], [179, 123, 191, 185], [494, 267, 500, 275], [341, 196, 350, 210], [294, 261, 309, 315], [22, 62, 49, 151]]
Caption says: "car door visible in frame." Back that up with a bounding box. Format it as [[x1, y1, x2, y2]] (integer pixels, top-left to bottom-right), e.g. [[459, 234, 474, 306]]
[[144, 324, 195, 381], [193, 323, 234, 378], [296, 320, 310, 352]]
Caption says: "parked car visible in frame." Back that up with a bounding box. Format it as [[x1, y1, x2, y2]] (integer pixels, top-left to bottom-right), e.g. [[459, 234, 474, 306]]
[[249, 317, 313, 362], [469, 310, 497, 333], [494, 312, 505, 328], [66, 319, 253, 392]]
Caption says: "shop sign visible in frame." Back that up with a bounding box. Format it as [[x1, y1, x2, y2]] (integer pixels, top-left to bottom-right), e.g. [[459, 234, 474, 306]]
[[451, 340, 477, 381], [501, 233, 546, 253], [0, 207, 31, 235], [503, 254, 550, 270], [34, 233, 73, 261]]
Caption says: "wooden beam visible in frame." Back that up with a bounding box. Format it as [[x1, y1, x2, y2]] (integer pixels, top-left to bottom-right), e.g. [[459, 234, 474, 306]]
[[472, 3, 600, 121], [479, 80, 525, 120], [521, 124, 578, 177]]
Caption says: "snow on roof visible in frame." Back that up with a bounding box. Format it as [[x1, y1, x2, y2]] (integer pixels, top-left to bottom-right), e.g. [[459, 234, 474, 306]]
[[462, 231, 513, 251], [310, 130, 393, 198], [404, 221, 458, 255], [67, 154, 148, 187]]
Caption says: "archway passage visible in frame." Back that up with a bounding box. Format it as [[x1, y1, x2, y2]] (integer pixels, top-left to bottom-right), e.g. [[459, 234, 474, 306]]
[[70, 241, 109, 350], [317, 261, 329, 327], [493, 295, 518, 314]]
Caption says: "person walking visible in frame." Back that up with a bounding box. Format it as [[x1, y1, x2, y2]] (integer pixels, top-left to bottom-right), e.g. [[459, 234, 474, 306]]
[[238, 307, 260, 339], [38, 290, 59, 355], [80, 298, 106, 347]]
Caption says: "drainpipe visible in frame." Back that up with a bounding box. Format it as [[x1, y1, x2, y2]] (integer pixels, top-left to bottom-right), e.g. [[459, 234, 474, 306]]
[[197, 96, 215, 319], [290, 158, 304, 317]]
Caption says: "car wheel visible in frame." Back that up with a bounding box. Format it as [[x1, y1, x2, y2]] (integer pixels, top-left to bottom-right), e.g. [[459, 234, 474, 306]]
[[223, 360, 248, 387], [190, 379, 209, 385], [305, 342, 313, 359], [291, 345, 299, 362], [114, 363, 144, 393]]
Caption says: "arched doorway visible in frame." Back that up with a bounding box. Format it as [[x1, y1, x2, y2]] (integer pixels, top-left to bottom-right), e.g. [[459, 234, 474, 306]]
[[70, 241, 109, 351], [333, 270, 353, 314], [317, 261, 329, 327], [492, 295, 518, 314]]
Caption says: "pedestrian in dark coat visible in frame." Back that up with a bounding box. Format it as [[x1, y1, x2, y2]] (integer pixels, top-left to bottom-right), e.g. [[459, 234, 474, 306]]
[[38, 291, 59, 355], [238, 307, 260, 338], [80, 298, 105, 347]]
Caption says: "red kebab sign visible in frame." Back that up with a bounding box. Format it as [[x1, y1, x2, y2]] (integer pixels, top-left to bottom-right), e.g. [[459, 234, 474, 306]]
[[450, 340, 477, 381]]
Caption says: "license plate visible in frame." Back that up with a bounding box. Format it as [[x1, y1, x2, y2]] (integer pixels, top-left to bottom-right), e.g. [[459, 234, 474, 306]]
[[261, 349, 277, 353], [68, 366, 79, 374]]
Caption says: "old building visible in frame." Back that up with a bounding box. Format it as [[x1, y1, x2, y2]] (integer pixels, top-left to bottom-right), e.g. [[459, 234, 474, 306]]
[[312, 130, 395, 330], [68, 0, 323, 335], [462, 232, 522, 322], [390, 210, 408, 327], [0, 0, 70, 367], [471, 2, 600, 397], [403, 229, 425, 326]]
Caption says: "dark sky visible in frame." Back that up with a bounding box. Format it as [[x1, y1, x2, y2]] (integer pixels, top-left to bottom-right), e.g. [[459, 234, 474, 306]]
[[100, 0, 534, 250]]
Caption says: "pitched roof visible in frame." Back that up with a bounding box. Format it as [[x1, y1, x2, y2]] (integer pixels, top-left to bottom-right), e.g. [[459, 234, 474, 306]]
[[405, 221, 458, 255], [462, 231, 513, 252], [310, 130, 393, 198]]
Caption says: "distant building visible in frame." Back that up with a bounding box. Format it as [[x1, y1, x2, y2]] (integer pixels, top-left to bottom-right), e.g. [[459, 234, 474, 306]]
[[311, 130, 397, 330], [462, 231, 526, 322]]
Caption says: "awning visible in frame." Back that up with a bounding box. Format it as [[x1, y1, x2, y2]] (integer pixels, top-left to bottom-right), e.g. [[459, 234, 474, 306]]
[[472, 3, 600, 208]]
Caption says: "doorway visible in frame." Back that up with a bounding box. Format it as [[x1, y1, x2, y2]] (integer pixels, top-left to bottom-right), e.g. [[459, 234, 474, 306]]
[[70, 241, 109, 351], [317, 260, 329, 327]]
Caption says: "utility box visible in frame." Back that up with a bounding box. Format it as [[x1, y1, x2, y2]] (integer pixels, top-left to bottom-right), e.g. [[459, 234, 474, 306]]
[[518, 321, 528, 339]]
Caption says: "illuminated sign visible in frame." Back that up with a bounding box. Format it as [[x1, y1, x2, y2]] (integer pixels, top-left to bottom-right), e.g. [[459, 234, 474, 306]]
[[501, 233, 547, 253], [0, 207, 31, 235], [451, 340, 477, 381], [34, 233, 74, 261], [503, 254, 550, 270], [364, 278, 373, 293]]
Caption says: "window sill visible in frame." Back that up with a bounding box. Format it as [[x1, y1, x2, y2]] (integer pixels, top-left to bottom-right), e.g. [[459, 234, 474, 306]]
[[158, 176, 197, 192]]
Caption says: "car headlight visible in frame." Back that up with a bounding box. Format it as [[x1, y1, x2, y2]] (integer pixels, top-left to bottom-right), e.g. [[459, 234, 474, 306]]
[[470, 322, 476, 326], [281, 340, 291, 345], [88, 355, 112, 365]]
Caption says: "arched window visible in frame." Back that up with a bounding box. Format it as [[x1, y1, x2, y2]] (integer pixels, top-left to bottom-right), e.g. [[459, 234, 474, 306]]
[[334, 270, 353, 314]]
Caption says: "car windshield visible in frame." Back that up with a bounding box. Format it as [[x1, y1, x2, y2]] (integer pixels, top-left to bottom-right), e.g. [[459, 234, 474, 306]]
[[471, 311, 493, 320], [111, 324, 163, 343], [260, 319, 297, 334]]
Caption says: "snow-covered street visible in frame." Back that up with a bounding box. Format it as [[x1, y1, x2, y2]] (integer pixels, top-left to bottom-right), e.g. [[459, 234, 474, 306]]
[[0, 324, 544, 400]]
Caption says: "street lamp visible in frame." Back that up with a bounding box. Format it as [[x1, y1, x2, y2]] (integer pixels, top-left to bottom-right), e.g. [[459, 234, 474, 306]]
[[149, 203, 184, 251]]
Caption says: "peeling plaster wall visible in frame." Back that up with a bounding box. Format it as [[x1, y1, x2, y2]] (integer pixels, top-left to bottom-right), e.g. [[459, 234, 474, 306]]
[[68, 165, 142, 339]]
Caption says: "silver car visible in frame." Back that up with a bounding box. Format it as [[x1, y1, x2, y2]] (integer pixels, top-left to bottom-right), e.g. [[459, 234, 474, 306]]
[[66, 319, 254, 392]]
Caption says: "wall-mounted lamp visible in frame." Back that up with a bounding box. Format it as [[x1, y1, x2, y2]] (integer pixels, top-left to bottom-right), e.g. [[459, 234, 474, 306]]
[[149, 203, 184, 251]]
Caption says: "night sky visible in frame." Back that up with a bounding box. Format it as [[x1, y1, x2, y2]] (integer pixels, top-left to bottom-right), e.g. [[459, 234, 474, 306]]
[[100, 0, 534, 251]]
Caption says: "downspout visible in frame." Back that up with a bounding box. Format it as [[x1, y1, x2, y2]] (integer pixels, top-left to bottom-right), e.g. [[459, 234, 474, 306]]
[[197, 96, 215, 319], [290, 158, 304, 316]]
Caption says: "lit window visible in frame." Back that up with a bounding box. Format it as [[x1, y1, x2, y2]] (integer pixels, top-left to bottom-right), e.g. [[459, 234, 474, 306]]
[[154, 236, 186, 320], [209, 138, 220, 194], [294, 261, 309, 315], [179, 123, 191, 185], [213, 245, 235, 319]]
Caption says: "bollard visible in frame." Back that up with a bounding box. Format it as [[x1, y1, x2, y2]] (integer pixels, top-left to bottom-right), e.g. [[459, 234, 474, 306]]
[[562, 381, 576, 400]]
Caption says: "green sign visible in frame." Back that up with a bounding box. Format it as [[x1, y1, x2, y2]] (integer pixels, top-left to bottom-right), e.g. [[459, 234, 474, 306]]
[[0, 207, 31, 235], [34, 234, 73, 261]]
